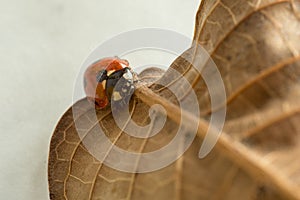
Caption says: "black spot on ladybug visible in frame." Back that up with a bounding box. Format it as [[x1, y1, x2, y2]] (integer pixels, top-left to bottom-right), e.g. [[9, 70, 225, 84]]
[[94, 100, 100, 107], [96, 69, 107, 83]]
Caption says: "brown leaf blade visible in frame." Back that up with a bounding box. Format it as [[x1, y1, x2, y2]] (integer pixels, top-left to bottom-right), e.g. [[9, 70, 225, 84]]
[[49, 0, 300, 199]]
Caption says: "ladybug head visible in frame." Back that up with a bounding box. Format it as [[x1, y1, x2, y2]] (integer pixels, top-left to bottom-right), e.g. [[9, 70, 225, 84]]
[[84, 57, 133, 109]]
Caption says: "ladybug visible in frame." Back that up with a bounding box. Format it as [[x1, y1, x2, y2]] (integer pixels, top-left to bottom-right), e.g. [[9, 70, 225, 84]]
[[84, 57, 135, 109]]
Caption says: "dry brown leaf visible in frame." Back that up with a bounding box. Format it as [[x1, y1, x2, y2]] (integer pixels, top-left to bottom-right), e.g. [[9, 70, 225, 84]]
[[48, 0, 300, 199]]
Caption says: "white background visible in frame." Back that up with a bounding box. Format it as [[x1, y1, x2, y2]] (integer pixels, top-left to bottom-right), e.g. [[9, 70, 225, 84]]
[[0, 0, 200, 199]]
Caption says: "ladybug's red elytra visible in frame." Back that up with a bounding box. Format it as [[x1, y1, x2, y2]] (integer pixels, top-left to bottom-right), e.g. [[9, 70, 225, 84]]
[[84, 57, 135, 109]]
